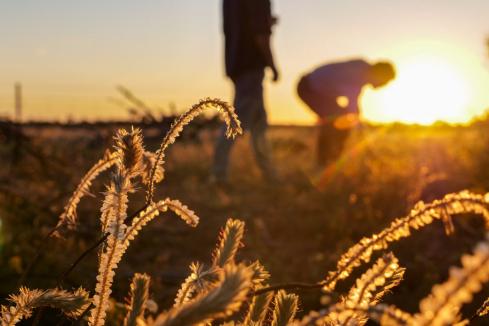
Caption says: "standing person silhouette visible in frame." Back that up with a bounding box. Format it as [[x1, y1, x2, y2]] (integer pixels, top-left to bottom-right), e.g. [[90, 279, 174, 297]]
[[213, 0, 280, 184], [297, 59, 395, 165]]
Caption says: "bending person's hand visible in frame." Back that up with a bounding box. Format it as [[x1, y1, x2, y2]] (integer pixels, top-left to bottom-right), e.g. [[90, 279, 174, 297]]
[[334, 113, 360, 130]]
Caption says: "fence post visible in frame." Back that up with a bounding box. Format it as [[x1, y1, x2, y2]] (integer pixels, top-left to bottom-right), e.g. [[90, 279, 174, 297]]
[[14, 82, 22, 122]]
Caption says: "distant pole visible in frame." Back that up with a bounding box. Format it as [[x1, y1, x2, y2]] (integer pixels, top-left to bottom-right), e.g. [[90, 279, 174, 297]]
[[14, 82, 22, 122]]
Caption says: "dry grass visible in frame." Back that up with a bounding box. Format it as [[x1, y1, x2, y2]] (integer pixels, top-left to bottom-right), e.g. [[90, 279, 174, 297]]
[[1, 100, 489, 324]]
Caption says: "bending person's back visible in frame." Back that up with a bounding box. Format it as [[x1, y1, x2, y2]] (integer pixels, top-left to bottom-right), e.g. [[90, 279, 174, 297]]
[[297, 58, 395, 165]]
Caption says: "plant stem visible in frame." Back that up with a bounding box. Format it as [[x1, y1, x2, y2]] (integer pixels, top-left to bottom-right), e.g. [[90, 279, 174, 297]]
[[252, 282, 324, 296], [18, 225, 60, 286], [57, 204, 148, 285]]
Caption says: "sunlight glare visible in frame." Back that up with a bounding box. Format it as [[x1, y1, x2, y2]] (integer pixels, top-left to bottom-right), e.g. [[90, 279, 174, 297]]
[[360, 44, 488, 125], [362, 53, 480, 125]]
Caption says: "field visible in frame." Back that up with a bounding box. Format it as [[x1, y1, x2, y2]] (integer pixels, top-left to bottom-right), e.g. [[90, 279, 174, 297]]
[[1, 113, 489, 325]]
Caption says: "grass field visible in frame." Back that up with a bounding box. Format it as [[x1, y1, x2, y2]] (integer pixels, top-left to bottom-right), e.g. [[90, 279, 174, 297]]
[[1, 118, 489, 324]]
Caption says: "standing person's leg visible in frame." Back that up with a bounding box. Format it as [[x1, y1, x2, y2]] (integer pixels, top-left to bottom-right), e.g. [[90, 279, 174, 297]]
[[212, 126, 235, 181], [213, 72, 255, 181], [251, 111, 277, 181], [248, 70, 277, 180]]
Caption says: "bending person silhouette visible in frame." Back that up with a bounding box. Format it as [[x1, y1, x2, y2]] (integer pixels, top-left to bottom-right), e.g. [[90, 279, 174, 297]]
[[297, 59, 395, 165], [213, 0, 279, 184]]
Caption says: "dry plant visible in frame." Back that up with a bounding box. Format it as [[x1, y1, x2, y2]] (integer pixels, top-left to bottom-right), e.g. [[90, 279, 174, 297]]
[[5, 98, 489, 325], [0, 287, 90, 325], [123, 273, 151, 326]]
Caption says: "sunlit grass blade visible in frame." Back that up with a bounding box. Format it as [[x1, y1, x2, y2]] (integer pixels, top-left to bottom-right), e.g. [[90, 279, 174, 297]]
[[146, 98, 242, 203], [54, 150, 118, 235], [89, 172, 132, 326], [248, 260, 271, 289], [213, 219, 245, 268], [0, 287, 90, 325], [412, 235, 489, 326], [140, 151, 164, 185], [243, 291, 274, 325], [322, 191, 489, 292], [123, 273, 151, 326], [122, 198, 198, 249], [359, 304, 414, 326], [113, 127, 145, 178], [164, 199, 199, 227], [173, 262, 221, 308], [333, 253, 405, 325], [153, 264, 252, 326], [174, 219, 249, 309], [476, 296, 489, 316], [173, 262, 202, 307], [271, 290, 299, 326]]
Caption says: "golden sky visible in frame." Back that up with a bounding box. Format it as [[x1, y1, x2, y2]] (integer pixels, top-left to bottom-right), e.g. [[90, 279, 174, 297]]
[[1, 0, 489, 124]]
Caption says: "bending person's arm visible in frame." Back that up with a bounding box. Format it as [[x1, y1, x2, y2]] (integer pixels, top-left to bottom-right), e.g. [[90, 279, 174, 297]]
[[345, 96, 360, 115], [339, 88, 361, 115], [333, 89, 361, 129]]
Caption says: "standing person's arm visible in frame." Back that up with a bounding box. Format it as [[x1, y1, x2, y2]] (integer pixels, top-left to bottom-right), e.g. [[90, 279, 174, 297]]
[[249, 0, 279, 82], [255, 35, 279, 81]]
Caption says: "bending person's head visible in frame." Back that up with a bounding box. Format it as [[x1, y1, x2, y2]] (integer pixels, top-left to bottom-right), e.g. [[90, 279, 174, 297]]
[[369, 61, 396, 88]]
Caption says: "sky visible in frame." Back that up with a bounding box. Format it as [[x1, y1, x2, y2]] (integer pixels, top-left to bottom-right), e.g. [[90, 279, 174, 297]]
[[1, 0, 489, 124]]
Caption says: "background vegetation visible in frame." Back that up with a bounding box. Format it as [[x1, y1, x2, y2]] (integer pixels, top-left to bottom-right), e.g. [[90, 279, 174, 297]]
[[1, 114, 489, 324]]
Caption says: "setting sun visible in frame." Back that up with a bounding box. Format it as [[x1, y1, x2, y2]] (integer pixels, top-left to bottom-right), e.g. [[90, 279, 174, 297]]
[[367, 58, 471, 124], [362, 45, 489, 125]]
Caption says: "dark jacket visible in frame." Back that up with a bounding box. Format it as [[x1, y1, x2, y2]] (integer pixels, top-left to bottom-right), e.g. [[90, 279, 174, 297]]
[[223, 0, 272, 78]]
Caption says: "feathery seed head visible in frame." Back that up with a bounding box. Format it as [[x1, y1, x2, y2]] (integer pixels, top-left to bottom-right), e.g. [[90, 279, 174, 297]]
[[124, 273, 151, 326], [248, 261, 271, 289], [476, 297, 489, 316], [114, 128, 145, 178], [271, 290, 299, 326], [141, 151, 164, 185], [414, 236, 489, 326], [111, 171, 133, 194], [153, 264, 252, 326], [146, 98, 242, 204], [212, 219, 245, 268], [1, 287, 90, 325], [366, 304, 413, 326], [244, 291, 274, 325], [54, 151, 118, 235], [164, 199, 199, 227], [325, 253, 405, 325], [322, 191, 489, 293]]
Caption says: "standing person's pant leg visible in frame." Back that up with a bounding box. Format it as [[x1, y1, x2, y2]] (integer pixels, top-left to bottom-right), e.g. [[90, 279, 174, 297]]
[[213, 126, 235, 181], [247, 72, 277, 180], [213, 74, 252, 181], [213, 69, 275, 180]]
